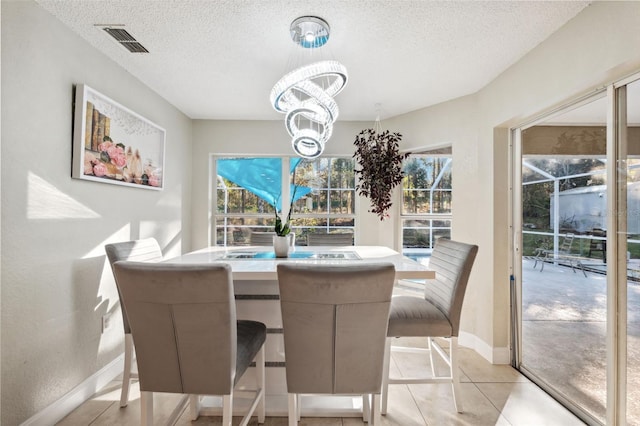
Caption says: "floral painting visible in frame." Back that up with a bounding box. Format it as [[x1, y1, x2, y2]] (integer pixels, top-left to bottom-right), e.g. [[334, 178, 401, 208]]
[[72, 84, 165, 190]]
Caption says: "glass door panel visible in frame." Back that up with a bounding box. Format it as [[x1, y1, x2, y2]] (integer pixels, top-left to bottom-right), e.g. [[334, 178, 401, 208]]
[[520, 95, 608, 423], [625, 77, 640, 424]]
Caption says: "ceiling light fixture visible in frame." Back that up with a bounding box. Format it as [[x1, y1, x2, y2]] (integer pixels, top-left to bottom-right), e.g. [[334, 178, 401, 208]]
[[270, 16, 348, 159]]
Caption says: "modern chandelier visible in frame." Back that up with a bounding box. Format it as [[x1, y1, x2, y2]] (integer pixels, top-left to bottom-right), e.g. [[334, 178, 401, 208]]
[[270, 16, 348, 159]]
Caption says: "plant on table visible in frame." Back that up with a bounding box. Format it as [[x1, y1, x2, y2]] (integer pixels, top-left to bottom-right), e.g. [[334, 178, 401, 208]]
[[274, 184, 299, 237], [274, 204, 293, 237]]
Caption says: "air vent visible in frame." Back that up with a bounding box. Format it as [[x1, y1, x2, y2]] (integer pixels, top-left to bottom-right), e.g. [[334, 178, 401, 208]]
[[103, 27, 149, 53]]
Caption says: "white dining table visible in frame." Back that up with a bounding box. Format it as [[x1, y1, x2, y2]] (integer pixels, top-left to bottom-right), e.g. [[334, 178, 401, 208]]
[[168, 245, 435, 281], [165, 245, 434, 417]]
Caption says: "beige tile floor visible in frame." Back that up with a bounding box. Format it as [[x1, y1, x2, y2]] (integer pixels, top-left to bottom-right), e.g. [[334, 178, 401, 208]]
[[57, 342, 585, 426]]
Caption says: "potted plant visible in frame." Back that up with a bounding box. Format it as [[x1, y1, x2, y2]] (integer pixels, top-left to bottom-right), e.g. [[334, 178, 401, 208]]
[[353, 128, 410, 220]]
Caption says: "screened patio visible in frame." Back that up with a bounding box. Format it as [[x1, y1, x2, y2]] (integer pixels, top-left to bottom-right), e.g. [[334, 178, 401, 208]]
[[521, 257, 640, 425]]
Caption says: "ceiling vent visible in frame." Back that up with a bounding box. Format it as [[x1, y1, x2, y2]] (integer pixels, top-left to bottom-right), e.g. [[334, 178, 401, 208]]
[[102, 27, 149, 53]]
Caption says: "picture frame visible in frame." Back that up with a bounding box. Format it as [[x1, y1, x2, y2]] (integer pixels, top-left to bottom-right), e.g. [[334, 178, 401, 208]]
[[72, 84, 165, 190]]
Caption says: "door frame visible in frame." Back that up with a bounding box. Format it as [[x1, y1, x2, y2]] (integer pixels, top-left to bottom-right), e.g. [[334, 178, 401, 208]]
[[509, 85, 624, 425]]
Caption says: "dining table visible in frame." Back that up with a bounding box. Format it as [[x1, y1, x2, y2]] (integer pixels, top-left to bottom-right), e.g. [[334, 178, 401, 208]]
[[165, 245, 435, 417]]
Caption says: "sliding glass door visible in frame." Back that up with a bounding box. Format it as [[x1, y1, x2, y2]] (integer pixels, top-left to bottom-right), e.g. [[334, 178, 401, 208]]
[[515, 74, 640, 425], [621, 77, 640, 425], [518, 94, 608, 424]]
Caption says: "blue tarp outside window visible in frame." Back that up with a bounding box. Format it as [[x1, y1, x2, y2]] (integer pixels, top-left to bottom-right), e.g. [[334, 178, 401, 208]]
[[217, 157, 311, 211]]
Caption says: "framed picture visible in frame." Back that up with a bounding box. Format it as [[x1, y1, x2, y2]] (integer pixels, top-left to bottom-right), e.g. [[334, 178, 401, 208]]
[[72, 84, 165, 190]]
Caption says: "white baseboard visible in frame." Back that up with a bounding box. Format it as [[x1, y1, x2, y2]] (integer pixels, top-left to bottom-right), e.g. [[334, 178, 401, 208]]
[[459, 331, 510, 364], [21, 355, 124, 426]]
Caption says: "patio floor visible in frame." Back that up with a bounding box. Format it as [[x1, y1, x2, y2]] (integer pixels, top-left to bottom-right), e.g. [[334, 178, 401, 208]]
[[522, 257, 640, 424]]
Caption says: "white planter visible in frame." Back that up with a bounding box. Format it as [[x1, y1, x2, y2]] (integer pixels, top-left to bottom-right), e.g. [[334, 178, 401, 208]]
[[273, 234, 293, 258]]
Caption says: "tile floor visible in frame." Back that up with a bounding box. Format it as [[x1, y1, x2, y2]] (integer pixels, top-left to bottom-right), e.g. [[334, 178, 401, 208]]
[[57, 342, 586, 426]]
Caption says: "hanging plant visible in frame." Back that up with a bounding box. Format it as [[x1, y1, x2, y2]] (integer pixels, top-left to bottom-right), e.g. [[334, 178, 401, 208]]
[[353, 128, 410, 220]]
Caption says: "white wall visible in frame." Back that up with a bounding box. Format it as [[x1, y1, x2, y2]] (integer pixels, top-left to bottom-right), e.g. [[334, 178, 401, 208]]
[[1, 1, 192, 424]]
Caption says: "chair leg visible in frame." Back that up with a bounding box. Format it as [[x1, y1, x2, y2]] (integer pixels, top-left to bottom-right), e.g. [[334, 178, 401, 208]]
[[381, 338, 391, 415], [256, 345, 266, 423], [223, 394, 233, 426], [371, 394, 381, 425], [362, 394, 370, 422], [120, 333, 134, 407], [288, 393, 298, 426], [450, 337, 463, 413], [427, 337, 437, 377], [189, 395, 200, 421], [385, 336, 463, 414], [140, 391, 153, 426]]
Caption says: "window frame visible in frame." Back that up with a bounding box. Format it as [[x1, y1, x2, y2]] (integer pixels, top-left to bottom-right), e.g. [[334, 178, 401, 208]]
[[212, 155, 357, 247], [398, 151, 453, 256]]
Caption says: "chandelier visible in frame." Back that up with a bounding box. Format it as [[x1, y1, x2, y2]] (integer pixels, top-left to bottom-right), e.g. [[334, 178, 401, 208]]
[[270, 16, 348, 159]]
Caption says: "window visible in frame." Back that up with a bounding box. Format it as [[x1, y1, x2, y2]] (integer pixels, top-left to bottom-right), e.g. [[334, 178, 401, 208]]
[[289, 157, 355, 243], [214, 156, 356, 246], [400, 150, 452, 261]]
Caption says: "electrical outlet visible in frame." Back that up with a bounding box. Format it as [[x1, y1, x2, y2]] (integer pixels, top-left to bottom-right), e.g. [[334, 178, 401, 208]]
[[101, 313, 112, 333]]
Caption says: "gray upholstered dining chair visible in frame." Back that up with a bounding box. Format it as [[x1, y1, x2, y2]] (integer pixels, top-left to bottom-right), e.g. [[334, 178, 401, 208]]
[[306, 232, 354, 246], [249, 231, 276, 246], [104, 238, 163, 408], [381, 238, 478, 414], [277, 263, 396, 426], [113, 261, 266, 426]]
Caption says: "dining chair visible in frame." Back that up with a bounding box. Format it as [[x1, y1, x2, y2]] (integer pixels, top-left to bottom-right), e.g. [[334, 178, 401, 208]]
[[306, 232, 354, 246], [381, 238, 478, 414], [112, 261, 266, 426], [104, 238, 163, 408], [277, 263, 396, 426], [249, 231, 276, 246]]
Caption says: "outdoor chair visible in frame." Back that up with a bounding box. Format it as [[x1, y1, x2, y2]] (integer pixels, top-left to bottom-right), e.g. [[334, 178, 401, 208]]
[[232, 229, 246, 244], [588, 228, 606, 262], [277, 263, 396, 425], [381, 239, 478, 414], [104, 238, 163, 408], [113, 261, 266, 426], [533, 233, 575, 270]]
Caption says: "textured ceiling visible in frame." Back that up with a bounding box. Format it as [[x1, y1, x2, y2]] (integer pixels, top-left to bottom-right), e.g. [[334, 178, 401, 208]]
[[36, 0, 590, 121]]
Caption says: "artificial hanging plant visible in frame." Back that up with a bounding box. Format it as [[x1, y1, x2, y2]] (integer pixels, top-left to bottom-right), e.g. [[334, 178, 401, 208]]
[[353, 128, 410, 220]]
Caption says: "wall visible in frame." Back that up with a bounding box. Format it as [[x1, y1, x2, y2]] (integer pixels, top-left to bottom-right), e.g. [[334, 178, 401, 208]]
[[1, 1, 192, 424]]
